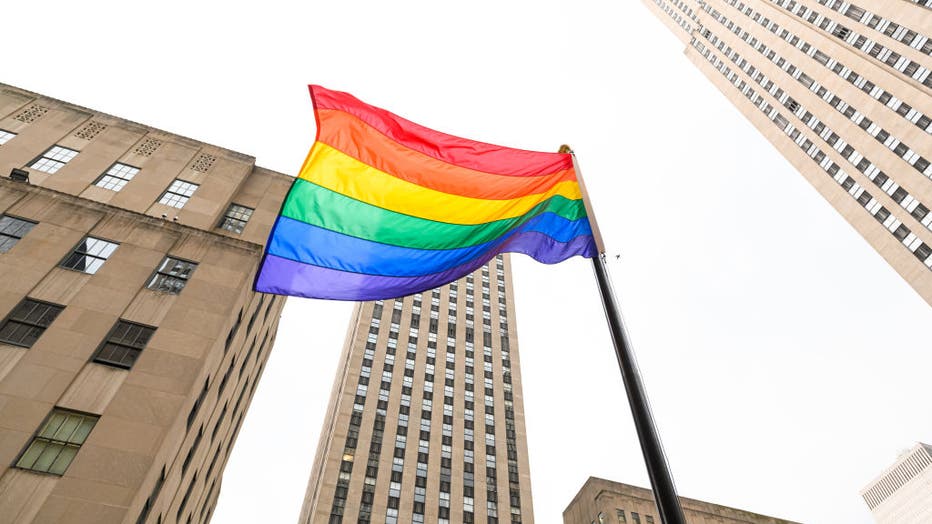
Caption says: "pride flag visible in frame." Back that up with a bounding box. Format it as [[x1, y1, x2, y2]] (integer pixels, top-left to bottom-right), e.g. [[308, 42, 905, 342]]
[[255, 85, 598, 300]]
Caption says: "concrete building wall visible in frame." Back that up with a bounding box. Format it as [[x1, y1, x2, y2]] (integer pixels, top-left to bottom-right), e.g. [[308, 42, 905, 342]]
[[300, 255, 534, 524], [860, 443, 932, 524], [563, 477, 800, 524], [0, 84, 291, 524], [641, 0, 932, 305]]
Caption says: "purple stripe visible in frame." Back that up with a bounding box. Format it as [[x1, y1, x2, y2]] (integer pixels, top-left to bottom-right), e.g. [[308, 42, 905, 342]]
[[256, 233, 596, 300]]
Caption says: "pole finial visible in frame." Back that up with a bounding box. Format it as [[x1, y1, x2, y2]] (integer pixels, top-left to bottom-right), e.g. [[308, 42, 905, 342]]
[[558, 144, 574, 154]]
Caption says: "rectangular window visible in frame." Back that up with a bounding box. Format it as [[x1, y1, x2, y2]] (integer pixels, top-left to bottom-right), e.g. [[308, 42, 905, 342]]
[[60, 236, 119, 274], [0, 129, 17, 145], [95, 163, 140, 192], [147, 257, 197, 294], [16, 409, 98, 475], [30, 145, 79, 174], [93, 321, 156, 369], [0, 215, 36, 253], [158, 179, 199, 208], [218, 204, 254, 234], [0, 299, 64, 347]]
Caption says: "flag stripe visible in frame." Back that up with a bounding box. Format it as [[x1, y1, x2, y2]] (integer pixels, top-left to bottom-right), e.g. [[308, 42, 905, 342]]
[[258, 230, 598, 300], [317, 109, 577, 200], [281, 178, 589, 250], [300, 143, 582, 225], [310, 86, 574, 177], [268, 214, 594, 277]]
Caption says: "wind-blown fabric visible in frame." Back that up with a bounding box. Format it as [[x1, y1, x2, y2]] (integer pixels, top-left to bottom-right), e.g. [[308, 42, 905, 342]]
[[255, 85, 598, 300]]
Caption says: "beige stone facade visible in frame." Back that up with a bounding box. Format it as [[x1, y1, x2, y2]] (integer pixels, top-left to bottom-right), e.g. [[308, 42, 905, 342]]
[[642, 0, 932, 305], [0, 84, 290, 523], [563, 477, 799, 524], [860, 442, 932, 524], [299, 255, 534, 524]]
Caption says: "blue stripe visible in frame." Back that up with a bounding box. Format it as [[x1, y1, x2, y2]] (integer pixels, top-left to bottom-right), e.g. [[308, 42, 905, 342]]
[[267, 213, 593, 277]]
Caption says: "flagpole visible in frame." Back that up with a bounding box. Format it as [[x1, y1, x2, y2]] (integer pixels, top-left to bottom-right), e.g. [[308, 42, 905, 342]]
[[562, 146, 687, 524]]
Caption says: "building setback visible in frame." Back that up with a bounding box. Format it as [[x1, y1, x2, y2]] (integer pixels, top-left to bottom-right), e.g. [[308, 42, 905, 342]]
[[860, 442, 932, 524], [641, 0, 932, 305], [563, 477, 800, 524], [0, 83, 290, 523], [299, 255, 534, 524]]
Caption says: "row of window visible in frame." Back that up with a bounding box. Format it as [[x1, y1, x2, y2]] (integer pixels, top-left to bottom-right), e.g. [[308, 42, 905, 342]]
[[812, 0, 932, 56], [768, 0, 932, 88], [724, 0, 932, 137], [1, 138, 256, 233], [650, 0, 693, 34], [691, 29, 932, 269], [700, 2, 932, 232]]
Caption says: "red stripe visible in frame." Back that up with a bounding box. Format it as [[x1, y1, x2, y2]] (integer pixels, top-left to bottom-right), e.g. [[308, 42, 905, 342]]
[[309, 85, 574, 177]]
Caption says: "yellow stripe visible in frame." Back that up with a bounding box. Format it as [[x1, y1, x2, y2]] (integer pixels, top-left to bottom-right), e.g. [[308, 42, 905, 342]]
[[299, 143, 584, 225]]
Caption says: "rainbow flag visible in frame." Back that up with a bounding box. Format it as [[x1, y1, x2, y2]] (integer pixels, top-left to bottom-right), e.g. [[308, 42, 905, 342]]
[[255, 85, 598, 300]]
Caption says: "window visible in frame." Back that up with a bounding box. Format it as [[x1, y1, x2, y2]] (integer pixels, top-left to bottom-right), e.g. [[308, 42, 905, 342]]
[[95, 163, 140, 192], [218, 204, 253, 234], [0, 129, 16, 145], [30, 145, 79, 174], [147, 257, 197, 294], [60, 236, 119, 274], [0, 215, 36, 253], [16, 409, 98, 475], [0, 299, 63, 347], [158, 179, 198, 208], [93, 321, 155, 369]]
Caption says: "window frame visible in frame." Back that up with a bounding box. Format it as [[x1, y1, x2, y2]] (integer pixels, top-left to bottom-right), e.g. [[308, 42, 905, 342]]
[[59, 236, 119, 275], [158, 179, 199, 209], [146, 256, 198, 294], [92, 319, 156, 369], [29, 145, 79, 174], [94, 162, 141, 192], [0, 215, 37, 254], [0, 298, 64, 348], [218, 203, 254, 234], [14, 408, 99, 476], [0, 129, 17, 145]]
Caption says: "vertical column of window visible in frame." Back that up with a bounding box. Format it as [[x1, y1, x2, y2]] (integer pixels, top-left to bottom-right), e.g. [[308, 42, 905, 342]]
[[706, 3, 932, 228], [463, 277, 477, 523], [690, 26, 932, 268], [333, 315, 377, 524], [439, 301, 455, 524], [483, 331, 499, 524]]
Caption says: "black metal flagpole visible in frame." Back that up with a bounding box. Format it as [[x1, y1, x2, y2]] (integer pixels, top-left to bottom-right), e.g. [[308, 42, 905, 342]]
[[562, 145, 687, 524]]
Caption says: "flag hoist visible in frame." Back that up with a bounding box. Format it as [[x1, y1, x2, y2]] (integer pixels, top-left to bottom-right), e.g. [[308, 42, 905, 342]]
[[256, 85, 687, 523]]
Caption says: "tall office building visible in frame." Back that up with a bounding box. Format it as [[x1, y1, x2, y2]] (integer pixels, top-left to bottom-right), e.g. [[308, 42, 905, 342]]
[[860, 442, 932, 523], [641, 0, 932, 304], [299, 255, 534, 524], [0, 83, 290, 523], [563, 477, 799, 524]]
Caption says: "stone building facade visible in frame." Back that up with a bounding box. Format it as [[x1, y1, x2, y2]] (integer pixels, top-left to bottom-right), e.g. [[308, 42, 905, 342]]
[[299, 255, 535, 524], [0, 83, 290, 523], [563, 477, 799, 524], [642, 0, 932, 305]]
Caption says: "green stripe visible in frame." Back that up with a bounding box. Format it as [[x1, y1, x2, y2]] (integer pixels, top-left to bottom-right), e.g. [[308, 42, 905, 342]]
[[282, 178, 589, 250]]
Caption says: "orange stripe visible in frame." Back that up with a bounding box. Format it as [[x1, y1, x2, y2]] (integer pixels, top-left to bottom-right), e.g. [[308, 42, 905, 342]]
[[317, 109, 578, 200]]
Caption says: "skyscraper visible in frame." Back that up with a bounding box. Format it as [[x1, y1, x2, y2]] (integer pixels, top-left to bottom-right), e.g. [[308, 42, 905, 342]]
[[299, 255, 534, 524], [564, 477, 799, 524], [860, 442, 932, 524], [0, 83, 289, 523], [641, 0, 932, 305]]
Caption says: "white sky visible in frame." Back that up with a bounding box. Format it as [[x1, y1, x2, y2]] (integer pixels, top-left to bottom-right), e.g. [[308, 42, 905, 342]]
[[3, 1, 931, 523]]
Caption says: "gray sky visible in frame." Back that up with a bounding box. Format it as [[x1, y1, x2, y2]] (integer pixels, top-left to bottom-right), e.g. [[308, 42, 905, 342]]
[[4, 1, 931, 523]]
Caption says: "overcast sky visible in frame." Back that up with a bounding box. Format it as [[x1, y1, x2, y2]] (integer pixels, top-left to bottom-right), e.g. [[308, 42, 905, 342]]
[[4, 1, 931, 523]]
